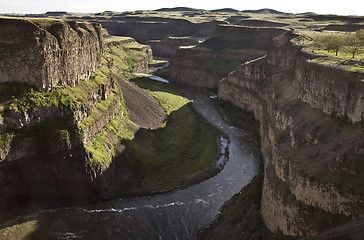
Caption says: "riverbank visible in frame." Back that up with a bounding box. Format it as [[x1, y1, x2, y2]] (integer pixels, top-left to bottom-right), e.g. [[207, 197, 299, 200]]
[[197, 100, 277, 240], [198, 174, 278, 240], [110, 76, 229, 197]]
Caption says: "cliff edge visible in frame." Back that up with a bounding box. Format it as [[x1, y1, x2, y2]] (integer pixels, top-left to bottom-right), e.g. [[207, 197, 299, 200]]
[[0, 17, 103, 91], [219, 31, 364, 236], [168, 25, 286, 89], [0, 17, 158, 222]]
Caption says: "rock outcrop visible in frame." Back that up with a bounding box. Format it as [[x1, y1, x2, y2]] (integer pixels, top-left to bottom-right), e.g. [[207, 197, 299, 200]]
[[98, 17, 223, 57], [0, 18, 157, 223], [218, 31, 364, 236], [0, 17, 103, 91], [168, 25, 286, 88]]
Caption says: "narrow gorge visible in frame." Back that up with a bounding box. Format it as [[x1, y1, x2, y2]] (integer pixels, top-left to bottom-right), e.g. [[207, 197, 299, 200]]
[[216, 31, 364, 237], [0, 8, 364, 240]]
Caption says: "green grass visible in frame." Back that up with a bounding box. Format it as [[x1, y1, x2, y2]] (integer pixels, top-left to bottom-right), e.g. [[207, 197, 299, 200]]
[[148, 58, 168, 65], [103, 36, 134, 44], [314, 49, 364, 59], [84, 91, 135, 168], [0, 64, 113, 116], [78, 91, 117, 130], [0, 38, 149, 168], [118, 77, 220, 195], [0, 36, 148, 114], [131, 77, 190, 115], [295, 32, 364, 72], [121, 103, 218, 194], [309, 56, 364, 72], [29, 18, 64, 30], [149, 90, 189, 114], [0, 133, 15, 152], [107, 44, 147, 72]]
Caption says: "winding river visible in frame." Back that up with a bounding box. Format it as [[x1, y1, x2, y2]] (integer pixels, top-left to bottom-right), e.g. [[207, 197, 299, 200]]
[[0, 74, 259, 240]]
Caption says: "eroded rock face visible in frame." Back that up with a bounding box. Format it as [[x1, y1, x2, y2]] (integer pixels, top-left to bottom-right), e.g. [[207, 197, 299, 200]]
[[266, 32, 364, 124], [219, 31, 364, 236], [98, 18, 221, 57], [0, 18, 103, 91], [168, 25, 286, 88], [0, 19, 157, 222]]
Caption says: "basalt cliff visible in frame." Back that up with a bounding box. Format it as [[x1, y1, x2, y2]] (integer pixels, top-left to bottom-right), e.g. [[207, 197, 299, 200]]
[[168, 25, 286, 89], [0, 18, 103, 91], [218, 31, 364, 236], [0, 17, 162, 222]]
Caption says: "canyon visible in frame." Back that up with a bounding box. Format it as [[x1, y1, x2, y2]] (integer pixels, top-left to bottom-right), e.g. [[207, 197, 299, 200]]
[[0, 17, 160, 222], [168, 25, 286, 88], [0, 8, 364, 239], [217, 31, 364, 236]]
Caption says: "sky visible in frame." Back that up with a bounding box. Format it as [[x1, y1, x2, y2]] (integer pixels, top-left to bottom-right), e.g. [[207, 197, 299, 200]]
[[0, 0, 363, 16]]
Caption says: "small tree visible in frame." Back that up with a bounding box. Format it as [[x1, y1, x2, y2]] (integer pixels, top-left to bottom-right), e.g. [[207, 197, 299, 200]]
[[322, 35, 334, 53], [327, 35, 344, 56], [313, 36, 325, 50], [314, 35, 343, 56], [344, 33, 363, 58]]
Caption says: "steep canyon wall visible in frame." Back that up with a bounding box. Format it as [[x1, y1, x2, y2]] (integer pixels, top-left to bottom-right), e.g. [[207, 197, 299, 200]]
[[0, 18, 155, 222], [0, 18, 103, 91], [168, 25, 286, 88], [98, 18, 222, 57], [218, 31, 364, 236]]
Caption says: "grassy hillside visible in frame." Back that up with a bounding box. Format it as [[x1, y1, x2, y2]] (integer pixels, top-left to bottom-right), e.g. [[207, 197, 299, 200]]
[[111, 77, 222, 195]]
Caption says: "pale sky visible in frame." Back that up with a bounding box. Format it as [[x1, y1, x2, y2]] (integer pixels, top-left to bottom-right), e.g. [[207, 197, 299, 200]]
[[0, 0, 363, 16]]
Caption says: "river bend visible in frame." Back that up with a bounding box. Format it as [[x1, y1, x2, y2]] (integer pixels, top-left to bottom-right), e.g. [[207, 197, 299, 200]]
[[0, 76, 259, 240]]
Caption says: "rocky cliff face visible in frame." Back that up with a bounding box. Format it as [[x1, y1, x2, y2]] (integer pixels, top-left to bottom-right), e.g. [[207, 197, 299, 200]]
[[0, 18, 103, 91], [202, 25, 286, 49], [168, 25, 286, 88], [98, 18, 222, 57], [0, 18, 156, 222], [218, 31, 364, 236]]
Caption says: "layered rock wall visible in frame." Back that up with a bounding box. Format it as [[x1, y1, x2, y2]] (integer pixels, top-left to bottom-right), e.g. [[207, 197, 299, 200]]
[[0, 18, 154, 222], [267, 33, 364, 124], [0, 18, 103, 91], [219, 31, 364, 236], [202, 24, 287, 49], [98, 18, 222, 57], [168, 25, 286, 88]]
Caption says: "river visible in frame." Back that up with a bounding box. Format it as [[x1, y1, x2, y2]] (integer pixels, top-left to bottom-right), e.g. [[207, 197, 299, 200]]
[[0, 74, 259, 240]]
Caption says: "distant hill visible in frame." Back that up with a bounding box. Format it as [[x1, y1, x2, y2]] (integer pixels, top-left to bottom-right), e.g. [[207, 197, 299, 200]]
[[211, 8, 239, 13], [323, 23, 364, 32], [45, 11, 67, 16], [235, 19, 288, 27], [296, 12, 317, 16], [155, 7, 288, 14], [241, 8, 289, 15], [308, 14, 364, 23], [155, 7, 202, 12]]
